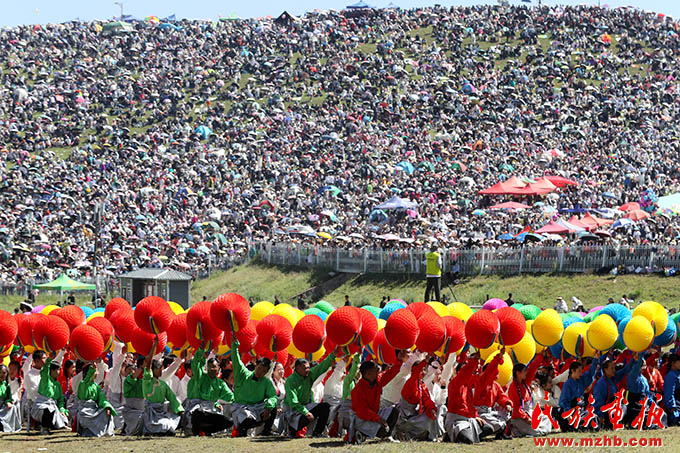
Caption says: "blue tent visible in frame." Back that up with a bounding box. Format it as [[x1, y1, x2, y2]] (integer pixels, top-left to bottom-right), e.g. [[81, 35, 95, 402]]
[[657, 192, 680, 210], [376, 196, 417, 210], [347, 1, 375, 8]]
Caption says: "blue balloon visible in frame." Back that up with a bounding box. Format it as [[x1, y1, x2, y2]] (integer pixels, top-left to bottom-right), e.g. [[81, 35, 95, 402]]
[[80, 306, 94, 318], [94, 307, 105, 313], [654, 315, 677, 347], [379, 302, 405, 321], [600, 304, 631, 323], [563, 317, 584, 328], [617, 317, 632, 336]]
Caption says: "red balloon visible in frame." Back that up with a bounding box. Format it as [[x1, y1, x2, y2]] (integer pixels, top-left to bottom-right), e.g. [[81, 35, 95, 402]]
[[495, 307, 526, 346], [211, 293, 251, 332], [187, 330, 223, 350], [0, 310, 18, 346], [131, 329, 168, 356], [237, 320, 259, 351], [257, 348, 288, 363], [407, 302, 437, 320], [17, 313, 46, 347], [441, 316, 466, 354], [293, 315, 326, 353], [135, 297, 173, 334], [51, 305, 86, 332], [256, 314, 293, 352], [384, 308, 419, 350], [110, 308, 137, 343], [167, 313, 188, 349], [33, 316, 70, 353], [186, 301, 221, 342], [358, 308, 378, 347], [415, 312, 446, 353], [105, 298, 131, 320], [87, 317, 114, 352], [70, 325, 105, 361], [326, 306, 361, 346], [372, 329, 397, 365], [465, 310, 500, 349]]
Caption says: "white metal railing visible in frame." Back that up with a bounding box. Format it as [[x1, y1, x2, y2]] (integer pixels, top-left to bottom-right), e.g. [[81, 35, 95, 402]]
[[257, 242, 680, 275]]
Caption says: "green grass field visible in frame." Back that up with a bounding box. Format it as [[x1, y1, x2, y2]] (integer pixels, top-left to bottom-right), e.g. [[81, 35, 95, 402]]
[[191, 262, 680, 310], [0, 428, 677, 453]]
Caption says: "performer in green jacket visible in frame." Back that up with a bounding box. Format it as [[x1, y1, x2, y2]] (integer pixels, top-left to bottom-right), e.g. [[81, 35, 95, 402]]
[[187, 341, 234, 436], [76, 363, 117, 437], [283, 349, 337, 437], [141, 337, 183, 435], [30, 352, 69, 434], [231, 335, 277, 436]]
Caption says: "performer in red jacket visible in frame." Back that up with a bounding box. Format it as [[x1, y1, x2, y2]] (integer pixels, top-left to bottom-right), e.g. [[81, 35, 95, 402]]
[[350, 359, 402, 444], [473, 350, 512, 439], [444, 352, 492, 444], [394, 359, 438, 441], [508, 358, 551, 437]]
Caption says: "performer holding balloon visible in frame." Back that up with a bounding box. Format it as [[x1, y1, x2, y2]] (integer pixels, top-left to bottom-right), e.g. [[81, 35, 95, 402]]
[[140, 337, 184, 435], [557, 352, 603, 432], [30, 350, 69, 434]]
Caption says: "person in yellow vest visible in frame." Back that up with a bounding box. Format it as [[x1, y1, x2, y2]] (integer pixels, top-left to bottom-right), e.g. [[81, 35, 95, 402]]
[[425, 245, 442, 302]]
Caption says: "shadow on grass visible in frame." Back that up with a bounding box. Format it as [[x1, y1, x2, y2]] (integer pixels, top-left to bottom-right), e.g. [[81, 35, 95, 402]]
[[248, 436, 293, 443], [309, 440, 348, 448]]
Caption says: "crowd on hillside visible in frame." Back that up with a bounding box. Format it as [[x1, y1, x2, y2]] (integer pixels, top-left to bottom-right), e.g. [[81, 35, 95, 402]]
[[2, 4, 680, 289]]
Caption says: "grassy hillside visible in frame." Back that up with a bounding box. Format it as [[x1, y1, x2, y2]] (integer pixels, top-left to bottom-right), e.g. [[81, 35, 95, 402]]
[[5, 262, 678, 313], [189, 263, 680, 311]]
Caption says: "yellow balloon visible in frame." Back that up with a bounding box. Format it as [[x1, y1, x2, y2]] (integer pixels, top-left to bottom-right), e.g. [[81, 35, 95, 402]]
[[485, 351, 513, 387], [272, 303, 299, 328], [479, 342, 501, 361], [127, 342, 136, 354], [426, 302, 449, 318], [624, 316, 655, 352], [87, 312, 105, 322], [168, 340, 190, 351], [633, 301, 668, 336], [586, 314, 618, 351], [563, 322, 596, 358], [167, 301, 184, 315], [507, 331, 536, 364], [532, 309, 564, 347], [217, 342, 231, 356], [24, 345, 36, 354], [292, 309, 306, 323], [41, 305, 60, 315], [251, 301, 275, 321], [1, 356, 8, 366], [448, 302, 473, 323], [288, 341, 325, 361], [377, 319, 386, 330], [525, 321, 545, 353]]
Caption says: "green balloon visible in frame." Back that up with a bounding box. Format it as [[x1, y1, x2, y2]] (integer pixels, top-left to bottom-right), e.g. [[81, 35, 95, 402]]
[[314, 301, 335, 314]]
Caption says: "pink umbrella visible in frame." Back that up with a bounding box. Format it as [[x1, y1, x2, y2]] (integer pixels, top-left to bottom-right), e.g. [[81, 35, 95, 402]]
[[618, 202, 640, 212], [624, 209, 650, 221]]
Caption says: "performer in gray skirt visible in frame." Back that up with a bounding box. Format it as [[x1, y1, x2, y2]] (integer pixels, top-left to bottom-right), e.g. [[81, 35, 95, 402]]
[[75, 363, 116, 437], [0, 364, 22, 432]]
